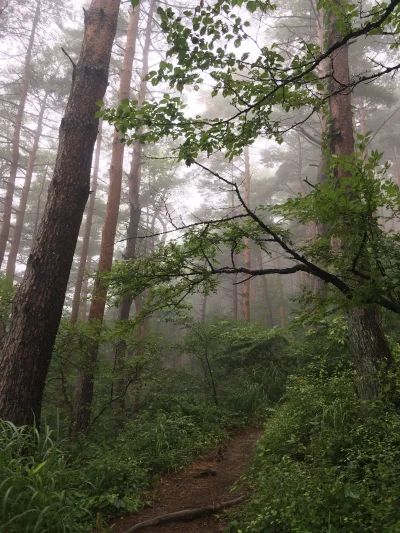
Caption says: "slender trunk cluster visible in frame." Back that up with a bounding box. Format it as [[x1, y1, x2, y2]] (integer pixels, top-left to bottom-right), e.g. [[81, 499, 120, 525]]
[[0, 0, 40, 268], [71, 4, 141, 437], [6, 91, 49, 279], [0, 0, 121, 427]]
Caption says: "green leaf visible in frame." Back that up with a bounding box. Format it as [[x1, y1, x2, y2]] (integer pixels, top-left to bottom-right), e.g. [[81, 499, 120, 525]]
[[131, 0, 140, 8]]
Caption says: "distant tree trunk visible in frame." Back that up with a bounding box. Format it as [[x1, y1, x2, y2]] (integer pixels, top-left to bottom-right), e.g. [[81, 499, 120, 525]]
[[0, 0, 40, 268], [71, 4, 140, 438], [70, 120, 103, 324], [274, 247, 286, 328], [0, 0, 121, 428], [31, 167, 48, 245], [242, 146, 251, 322], [110, 0, 156, 416], [255, 247, 273, 328], [79, 255, 92, 320], [231, 189, 238, 318], [6, 90, 49, 279], [201, 293, 207, 323], [325, 1, 395, 400]]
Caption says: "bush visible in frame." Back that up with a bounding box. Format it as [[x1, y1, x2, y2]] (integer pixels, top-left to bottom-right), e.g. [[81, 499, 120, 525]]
[[233, 370, 400, 532]]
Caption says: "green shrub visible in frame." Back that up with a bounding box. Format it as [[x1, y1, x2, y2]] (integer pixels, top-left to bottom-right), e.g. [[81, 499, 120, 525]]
[[233, 370, 400, 533]]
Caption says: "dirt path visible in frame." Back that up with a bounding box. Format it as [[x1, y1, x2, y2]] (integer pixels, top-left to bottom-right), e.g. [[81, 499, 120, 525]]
[[113, 427, 262, 533]]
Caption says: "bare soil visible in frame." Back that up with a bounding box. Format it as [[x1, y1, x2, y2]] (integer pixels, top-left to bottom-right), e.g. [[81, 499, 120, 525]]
[[112, 427, 262, 533]]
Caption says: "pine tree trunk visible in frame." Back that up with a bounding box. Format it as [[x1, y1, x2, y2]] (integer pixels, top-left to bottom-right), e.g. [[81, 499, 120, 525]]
[[0, 0, 40, 268], [325, 0, 394, 399], [242, 146, 251, 322], [71, 4, 140, 438], [6, 91, 49, 279], [0, 0, 121, 428], [70, 120, 103, 324], [31, 167, 48, 245]]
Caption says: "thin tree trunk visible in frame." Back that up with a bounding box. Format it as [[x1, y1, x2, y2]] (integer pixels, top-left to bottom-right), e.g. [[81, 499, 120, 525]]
[[201, 293, 207, 323], [79, 255, 92, 320], [274, 247, 286, 328], [242, 146, 251, 322], [6, 91, 49, 279], [71, 4, 140, 438], [0, 0, 121, 428], [326, 0, 394, 400], [231, 189, 238, 318], [255, 247, 273, 328], [70, 120, 103, 324], [110, 1, 156, 416], [0, 0, 40, 268], [31, 166, 48, 245]]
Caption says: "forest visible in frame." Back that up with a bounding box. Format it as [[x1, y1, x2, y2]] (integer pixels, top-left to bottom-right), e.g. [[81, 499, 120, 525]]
[[1, 0, 400, 531]]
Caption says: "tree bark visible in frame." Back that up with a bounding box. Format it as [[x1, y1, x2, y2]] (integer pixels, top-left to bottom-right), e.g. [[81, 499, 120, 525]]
[[347, 306, 394, 400], [242, 146, 251, 322], [325, 0, 394, 399], [5, 90, 49, 279], [0, 0, 40, 268], [0, 0, 121, 428], [71, 3, 140, 438], [70, 120, 103, 324]]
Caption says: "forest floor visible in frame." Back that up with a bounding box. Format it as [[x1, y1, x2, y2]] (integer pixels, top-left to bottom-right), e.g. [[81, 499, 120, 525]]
[[112, 426, 262, 533]]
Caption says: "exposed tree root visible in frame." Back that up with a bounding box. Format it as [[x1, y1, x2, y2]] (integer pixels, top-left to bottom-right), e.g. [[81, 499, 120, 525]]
[[122, 496, 244, 533]]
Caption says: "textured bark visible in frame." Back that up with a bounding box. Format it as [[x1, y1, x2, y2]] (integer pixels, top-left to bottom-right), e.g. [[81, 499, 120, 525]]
[[231, 190, 238, 319], [242, 146, 251, 322], [70, 120, 103, 324], [6, 91, 49, 279], [347, 306, 395, 400], [0, 0, 40, 268], [325, 1, 394, 398], [0, 0, 121, 427], [71, 4, 140, 438]]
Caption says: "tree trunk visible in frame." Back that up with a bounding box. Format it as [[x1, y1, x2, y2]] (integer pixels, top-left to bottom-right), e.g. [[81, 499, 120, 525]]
[[347, 306, 395, 400], [70, 119, 103, 324], [31, 167, 48, 245], [0, 0, 40, 268], [274, 247, 286, 328], [325, 0, 394, 398], [242, 146, 251, 322], [255, 247, 273, 328], [0, 0, 121, 428], [6, 91, 49, 279], [71, 3, 140, 438]]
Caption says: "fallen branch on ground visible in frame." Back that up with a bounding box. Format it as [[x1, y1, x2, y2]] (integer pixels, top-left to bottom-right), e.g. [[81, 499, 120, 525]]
[[122, 496, 245, 533]]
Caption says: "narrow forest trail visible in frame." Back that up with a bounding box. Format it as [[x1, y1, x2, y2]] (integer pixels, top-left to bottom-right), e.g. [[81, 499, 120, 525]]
[[112, 427, 262, 533]]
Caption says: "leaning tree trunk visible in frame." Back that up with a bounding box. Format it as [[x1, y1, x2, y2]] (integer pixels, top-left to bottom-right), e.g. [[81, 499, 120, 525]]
[[71, 3, 141, 438], [0, 0, 121, 428], [6, 90, 49, 279], [70, 120, 103, 324], [325, 0, 394, 399], [0, 0, 40, 268], [242, 146, 251, 322]]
